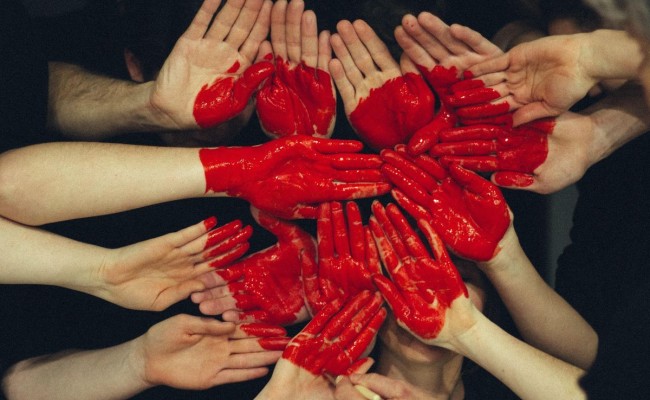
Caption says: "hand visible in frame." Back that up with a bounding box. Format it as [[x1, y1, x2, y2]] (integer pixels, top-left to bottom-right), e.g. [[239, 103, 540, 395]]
[[150, 0, 274, 130], [255, 0, 336, 138], [256, 291, 386, 400], [396, 12, 503, 154], [135, 314, 289, 390], [432, 111, 595, 193], [99, 217, 252, 311], [199, 136, 391, 219], [329, 19, 435, 150], [192, 207, 314, 325], [369, 201, 468, 343], [460, 33, 599, 126], [335, 373, 436, 400], [303, 201, 380, 315], [381, 146, 510, 261]]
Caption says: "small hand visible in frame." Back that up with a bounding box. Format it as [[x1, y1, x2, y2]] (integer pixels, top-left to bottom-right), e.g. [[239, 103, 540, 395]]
[[150, 0, 274, 130], [255, 0, 336, 138], [256, 291, 386, 400], [369, 201, 468, 343], [329, 20, 435, 150], [459, 34, 598, 126], [199, 136, 391, 219], [381, 146, 510, 261], [396, 12, 503, 155], [192, 207, 314, 325], [136, 314, 288, 390], [303, 201, 380, 315], [432, 112, 594, 193], [100, 217, 252, 311]]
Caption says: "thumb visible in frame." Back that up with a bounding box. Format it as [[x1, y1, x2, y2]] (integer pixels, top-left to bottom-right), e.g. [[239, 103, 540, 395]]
[[233, 61, 275, 104]]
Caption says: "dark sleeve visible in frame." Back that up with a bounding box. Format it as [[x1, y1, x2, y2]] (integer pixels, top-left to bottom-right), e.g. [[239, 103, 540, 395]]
[[0, 0, 50, 153]]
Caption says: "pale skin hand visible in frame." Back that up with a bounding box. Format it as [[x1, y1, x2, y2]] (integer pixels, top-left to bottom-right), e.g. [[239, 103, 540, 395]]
[[329, 19, 404, 116], [396, 12, 502, 76], [135, 315, 284, 389], [150, 0, 272, 129], [2, 315, 284, 400]]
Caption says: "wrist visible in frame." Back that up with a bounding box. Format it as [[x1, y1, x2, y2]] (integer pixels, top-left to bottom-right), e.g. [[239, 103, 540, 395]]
[[584, 30, 644, 82], [127, 335, 156, 390]]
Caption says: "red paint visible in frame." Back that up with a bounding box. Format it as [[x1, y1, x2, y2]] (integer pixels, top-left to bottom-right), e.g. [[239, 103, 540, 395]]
[[380, 149, 510, 261], [349, 73, 435, 150], [193, 61, 274, 128], [201, 219, 253, 269], [203, 216, 217, 231], [240, 323, 287, 337], [215, 210, 316, 325], [227, 60, 241, 74], [258, 336, 291, 351], [406, 65, 460, 155], [433, 119, 554, 188], [256, 56, 336, 138], [369, 202, 467, 341], [281, 291, 385, 376], [198, 136, 391, 219], [304, 201, 379, 315]]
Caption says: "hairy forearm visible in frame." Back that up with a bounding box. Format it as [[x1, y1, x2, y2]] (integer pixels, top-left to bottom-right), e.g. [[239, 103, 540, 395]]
[[452, 312, 588, 400], [481, 227, 597, 369], [47, 62, 175, 139], [2, 341, 148, 400], [583, 82, 650, 165], [0, 142, 205, 225]]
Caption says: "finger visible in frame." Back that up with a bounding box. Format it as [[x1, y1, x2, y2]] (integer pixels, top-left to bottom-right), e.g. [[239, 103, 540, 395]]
[[395, 21, 435, 69], [399, 52, 420, 75], [456, 101, 510, 119], [206, 0, 247, 42], [240, 0, 273, 62], [346, 202, 365, 262], [211, 367, 271, 386], [369, 201, 409, 261], [431, 140, 498, 156], [187, 315, 237, 335], [203, 242, 250, 269], [156, 279, 210, 309], [512, 102, 561, 127], [183, 0, 223, 40], [197, 295, 240, 315], [270, 0, 288, 60], [353, 19, 399, 73], [336, 20, 377, 78], [226, 348, 284, 367], [448, 163, 502, 198], [437, 124, 505, 142], [466, 52, 510, 78], [236, 323, 287, 338], [318, 30, 332, 71], [334, 376, 369, 400], [447, 86, 504, 107], [350, 372, 408, 399], [390, 189, 431, 221], [381, 148, 438, 192], [285, 0, 305, 63], [329, 58, 356, 112], [401, 14, 450, 65], [317, 201, 335, 260], [224, 0, 265, 48], [492, 171, 535, 189], [255, 40, 273, 62], [450, 23, 502, 59], [331, 201, 352, 258], [330, 30, 365, 88], [439, 155, 498, 172], [301, 10, 319, 66], [166, 216, 221, 250], [201, 223, 252, 257], [384, 203, 429, 259], [417, 12, 471, 59]]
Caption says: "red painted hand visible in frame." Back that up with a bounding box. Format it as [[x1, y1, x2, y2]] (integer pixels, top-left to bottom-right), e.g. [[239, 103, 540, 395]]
[[369, 201, 468, 343], [192, 207, 314, 326], [199, 136, 391, 219], [431, 118, 554, 188], [282, 290, 386, 376], [381, 145, 510, 261], [302, 201, 381, 315], [150, 0, 273, 129]]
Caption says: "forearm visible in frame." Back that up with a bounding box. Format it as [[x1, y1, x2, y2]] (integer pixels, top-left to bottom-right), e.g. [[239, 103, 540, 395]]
[[480, 227, 597, 369], [47, 62, 174, 139], [0, 142, 206, 225], [452, 311, 587, 400], [582, 82, 650, 165], [582, 30, 644, 82], [2, 341, 149, 400], [0, 217, 108, 293]]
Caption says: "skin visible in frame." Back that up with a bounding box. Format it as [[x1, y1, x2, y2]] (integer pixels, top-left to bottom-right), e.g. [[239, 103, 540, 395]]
[[329, 20, 435, 150], [255, 291, 386, 400], [2, 315, 288, 400], [191, 207, 314, 325], [303, 201, 381, 315], [255, 0, 336, 138], [0, 216, 250, 311]]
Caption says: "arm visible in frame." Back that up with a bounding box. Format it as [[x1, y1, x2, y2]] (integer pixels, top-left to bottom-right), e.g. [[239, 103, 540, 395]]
[[0, 215, 251, 310], [0, 136, 389, 225], [2, 315, 288, 400], [48, 0, 273, 138]]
